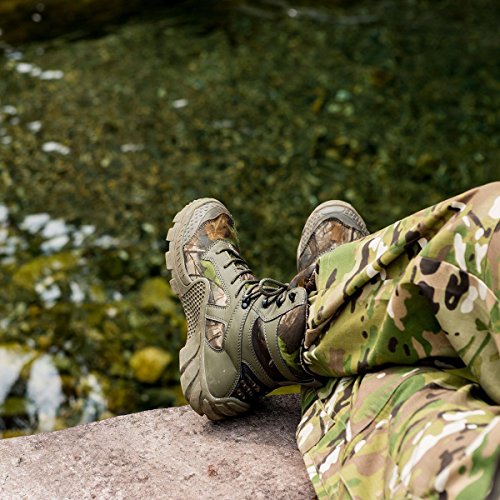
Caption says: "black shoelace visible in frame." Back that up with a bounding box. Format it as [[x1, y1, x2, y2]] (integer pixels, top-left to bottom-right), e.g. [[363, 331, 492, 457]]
[[216, 247, 296, 309]]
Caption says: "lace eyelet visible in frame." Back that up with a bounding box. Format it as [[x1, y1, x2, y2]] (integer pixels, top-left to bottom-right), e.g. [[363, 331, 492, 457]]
[[262, 299, 269, 308], [276, 298, 284, 307], [241, 301, 249, 309], [289, 292, 296, 302]]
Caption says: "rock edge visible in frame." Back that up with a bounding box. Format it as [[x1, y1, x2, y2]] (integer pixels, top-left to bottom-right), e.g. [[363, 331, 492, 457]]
[[0, 394, 314, 499]]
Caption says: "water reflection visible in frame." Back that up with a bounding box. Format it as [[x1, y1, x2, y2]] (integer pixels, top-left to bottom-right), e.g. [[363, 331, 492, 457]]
[[0, 345, 109, 437], [0, 198, 184, 438]]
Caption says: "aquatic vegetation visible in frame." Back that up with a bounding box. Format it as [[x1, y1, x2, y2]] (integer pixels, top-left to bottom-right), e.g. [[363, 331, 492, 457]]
[[0, 0, 498, 436], [0, 207, 186, 437]]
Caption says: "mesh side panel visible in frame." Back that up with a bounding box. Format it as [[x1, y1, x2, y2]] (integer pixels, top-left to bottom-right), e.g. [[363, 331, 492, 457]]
[[181, 281, 207, 338]]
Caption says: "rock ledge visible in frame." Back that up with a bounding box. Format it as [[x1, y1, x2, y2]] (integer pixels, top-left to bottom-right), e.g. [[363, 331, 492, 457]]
[[0, 394, 313, 499]]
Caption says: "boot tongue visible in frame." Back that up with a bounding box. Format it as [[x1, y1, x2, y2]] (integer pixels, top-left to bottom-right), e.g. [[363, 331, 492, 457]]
[[222, 242, 255, 284], [235, 265, 255, 285]]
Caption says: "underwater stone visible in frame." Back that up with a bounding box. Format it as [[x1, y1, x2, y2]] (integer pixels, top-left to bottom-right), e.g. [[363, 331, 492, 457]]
[[129, 347, 172, 384], [139, 277, 175, 315]]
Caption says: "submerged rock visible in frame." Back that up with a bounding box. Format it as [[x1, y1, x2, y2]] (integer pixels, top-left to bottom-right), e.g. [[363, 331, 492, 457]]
[[139, 277, 176, 315], [130, 347, 172, 384]]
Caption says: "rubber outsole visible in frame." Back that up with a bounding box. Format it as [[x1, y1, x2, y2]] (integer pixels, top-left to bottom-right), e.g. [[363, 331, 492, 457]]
[[165, 198, 250, 420]]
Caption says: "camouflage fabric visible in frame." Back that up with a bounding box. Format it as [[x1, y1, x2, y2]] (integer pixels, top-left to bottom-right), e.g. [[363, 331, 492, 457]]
[[184, 212, 243, 307], [297, 367, 500, 499], [294, 183, 500, 498]]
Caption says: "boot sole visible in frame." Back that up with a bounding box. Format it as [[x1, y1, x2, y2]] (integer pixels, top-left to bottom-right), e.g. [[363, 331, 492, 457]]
[[165, 198, 250, 420]]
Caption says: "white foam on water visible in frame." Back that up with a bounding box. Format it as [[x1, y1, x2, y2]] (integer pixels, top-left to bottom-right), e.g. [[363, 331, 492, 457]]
[[35, 279, 61, 307], [172, 98, 188, 109], [73, 224, 95, 247], [1, 236, 22, 255], [1, 105, 17, 115], [40, 70, 64, 80], [120, 143, 144, 153], [15, 62, 64, 80], [70, 282, 85, 303], [16, 62, 36, 74], [41, 234, 70, 253], [27, 120, 42, 133], [41, 218, 69, 238]]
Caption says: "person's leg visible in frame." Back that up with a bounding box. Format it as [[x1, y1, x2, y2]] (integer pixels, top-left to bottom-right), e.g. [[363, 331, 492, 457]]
[[302, 182, 499, 403], [297, 367, 500, 499], [165, 196, 369, 421], [293, 182, 500, 498], [166, 186, 499, 497]]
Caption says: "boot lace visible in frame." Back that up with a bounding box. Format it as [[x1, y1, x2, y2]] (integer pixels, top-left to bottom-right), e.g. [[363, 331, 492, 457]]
[[216, 248, 296, 309]]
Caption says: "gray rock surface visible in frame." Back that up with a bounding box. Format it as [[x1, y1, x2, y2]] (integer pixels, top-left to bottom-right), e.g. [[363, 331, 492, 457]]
[[0, 394, 314, 499]]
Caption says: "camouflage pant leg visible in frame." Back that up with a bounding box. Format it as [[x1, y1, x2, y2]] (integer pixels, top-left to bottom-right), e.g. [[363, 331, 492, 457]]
[[295, 183, 500, 498], [297, 367, 500, 499], [302, 181, 499, 402]]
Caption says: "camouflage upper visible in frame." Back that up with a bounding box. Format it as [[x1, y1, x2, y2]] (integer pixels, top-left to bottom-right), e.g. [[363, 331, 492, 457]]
[[182, 209, 250, 307], [297, 201, 369, 272]]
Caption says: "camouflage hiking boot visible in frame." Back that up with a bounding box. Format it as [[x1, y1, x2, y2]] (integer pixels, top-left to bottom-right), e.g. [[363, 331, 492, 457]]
[[291, 200, 369, 291], [166, 198, 316, 420], [297, 200, 369, 272]]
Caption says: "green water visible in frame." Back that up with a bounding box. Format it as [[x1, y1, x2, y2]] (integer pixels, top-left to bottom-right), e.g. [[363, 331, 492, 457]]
[[0, 0, 499, 437]]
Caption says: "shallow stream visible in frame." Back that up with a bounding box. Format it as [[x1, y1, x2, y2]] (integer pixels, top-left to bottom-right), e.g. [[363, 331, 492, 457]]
[[0, 0, 498, 437]]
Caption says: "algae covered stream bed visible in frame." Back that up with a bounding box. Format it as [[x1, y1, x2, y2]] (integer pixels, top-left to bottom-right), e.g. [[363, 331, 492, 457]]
[[0, 0, 499, 437]]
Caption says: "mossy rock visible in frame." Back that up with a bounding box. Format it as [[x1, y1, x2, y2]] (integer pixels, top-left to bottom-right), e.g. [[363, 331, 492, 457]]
[[138, 278, 176, 315], [129, 347, 173, 384]]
